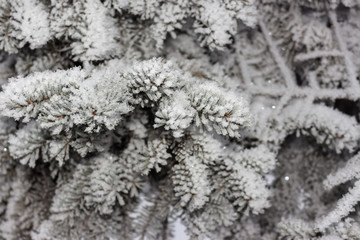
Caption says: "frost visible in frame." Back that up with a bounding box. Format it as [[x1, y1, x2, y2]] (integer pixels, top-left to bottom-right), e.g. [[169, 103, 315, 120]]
[[190, 82, 251, 138], [0, 0, 360, 239], [172, 155, 211, 211], [154, 91, 195, 138], [0, 0, 50, 53]]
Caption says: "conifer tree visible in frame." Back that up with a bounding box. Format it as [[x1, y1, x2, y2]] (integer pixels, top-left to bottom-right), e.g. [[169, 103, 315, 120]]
[[0, 0, 360, 239]]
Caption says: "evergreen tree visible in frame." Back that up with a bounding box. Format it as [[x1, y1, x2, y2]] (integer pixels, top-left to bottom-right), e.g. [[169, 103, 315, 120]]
[[0, 0, 360, 239]]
